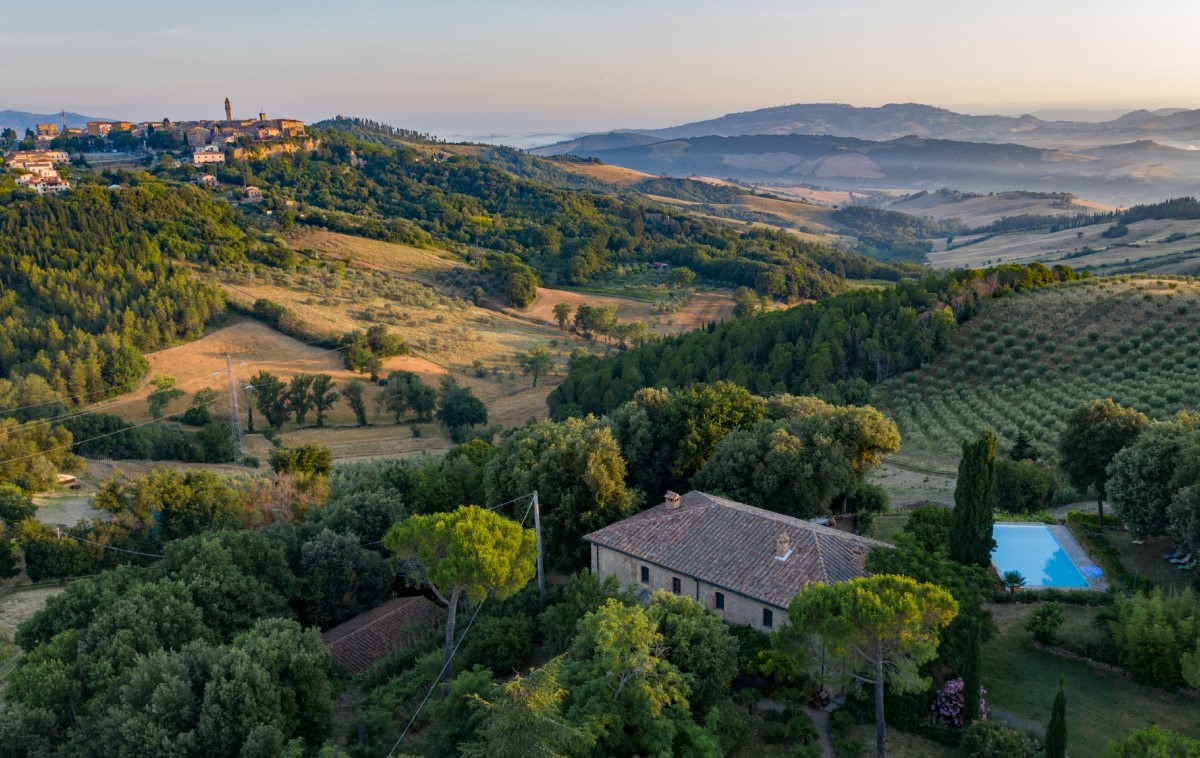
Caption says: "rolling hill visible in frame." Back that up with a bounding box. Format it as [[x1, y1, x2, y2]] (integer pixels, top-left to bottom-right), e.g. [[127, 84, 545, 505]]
[[875, 276, 1200, 469], [537, 132, 1200, 205], [533, 102, 1200, 151]]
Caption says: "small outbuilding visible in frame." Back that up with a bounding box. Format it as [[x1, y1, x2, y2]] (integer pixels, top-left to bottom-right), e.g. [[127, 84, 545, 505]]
[[320, 596, 441, 675]]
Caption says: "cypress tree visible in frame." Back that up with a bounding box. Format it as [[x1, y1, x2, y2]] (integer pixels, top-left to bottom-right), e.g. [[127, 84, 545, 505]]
[[1045, 676, 1067, 758], [961, 618, 983, 724], [950, 429, 997, 566]]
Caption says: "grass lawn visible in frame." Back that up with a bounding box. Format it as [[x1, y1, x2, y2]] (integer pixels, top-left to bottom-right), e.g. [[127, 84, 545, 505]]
[[982, 603, 1200, 755], [871, 512, 911, 544], [1104, 530, 1195, 594], [848, 724, 956, 757]]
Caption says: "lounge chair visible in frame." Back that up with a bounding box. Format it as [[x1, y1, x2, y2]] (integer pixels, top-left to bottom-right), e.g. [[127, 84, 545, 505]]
[[1163, 548, 1185, 561], [1178, 561, 1196, 571], [1169, 553, 1193, 565]]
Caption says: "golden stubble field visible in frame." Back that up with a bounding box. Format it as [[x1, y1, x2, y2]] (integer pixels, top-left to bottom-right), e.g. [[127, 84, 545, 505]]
[[107, 321, 568, 457], [88, 228, 740, 460]]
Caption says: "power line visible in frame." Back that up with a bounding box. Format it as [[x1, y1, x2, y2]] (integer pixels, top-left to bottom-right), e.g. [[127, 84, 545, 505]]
[[57, 528, 163, 559], [1, 372, 227, 436], [386, 599, 486, 757], [1, 339, 357, 442], [383, 493, 538, 756], [0, 394, 225, 469]]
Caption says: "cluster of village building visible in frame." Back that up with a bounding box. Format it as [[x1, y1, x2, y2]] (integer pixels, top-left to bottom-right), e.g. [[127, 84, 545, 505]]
[[3, 101, 304, 194], [4, 149, 71, 194]]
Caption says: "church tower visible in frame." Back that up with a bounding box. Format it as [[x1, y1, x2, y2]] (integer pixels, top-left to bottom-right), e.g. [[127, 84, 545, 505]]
[[224, 97, 232, 122]]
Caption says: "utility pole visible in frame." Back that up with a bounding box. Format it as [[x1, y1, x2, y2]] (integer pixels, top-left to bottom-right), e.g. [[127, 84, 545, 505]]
[[533, 490, 545, 608], [226, 354, 244, 465]]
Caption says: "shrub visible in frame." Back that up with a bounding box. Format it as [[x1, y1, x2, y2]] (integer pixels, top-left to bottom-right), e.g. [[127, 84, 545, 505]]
[[902, 504, 952, 551], [1113, 591, 1200, 688], [930, 677, 987, 729], [994, 459, 1055, 513], [456, 615, 533, 675], [960, 720, 1045, 758], [1102, 725, 1200, 757], [1025, 602, 1065, 645]]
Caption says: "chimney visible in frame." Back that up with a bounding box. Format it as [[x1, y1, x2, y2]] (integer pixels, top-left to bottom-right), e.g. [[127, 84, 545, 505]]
[[664, 491, 682, 510], [775, 532, 793, 561]]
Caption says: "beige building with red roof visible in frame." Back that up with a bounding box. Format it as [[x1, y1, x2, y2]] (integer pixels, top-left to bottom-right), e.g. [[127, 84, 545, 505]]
[[584, 490, 887, 632]]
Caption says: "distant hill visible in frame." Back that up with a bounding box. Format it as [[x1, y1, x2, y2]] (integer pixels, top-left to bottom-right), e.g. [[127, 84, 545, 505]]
[[0, 109, 111, 133], [545, 132, 1200, 205], [535, 102, 1200, 152]]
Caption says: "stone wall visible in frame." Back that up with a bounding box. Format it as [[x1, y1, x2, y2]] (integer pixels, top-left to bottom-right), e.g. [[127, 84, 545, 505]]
[[591, 543, 788, 632]]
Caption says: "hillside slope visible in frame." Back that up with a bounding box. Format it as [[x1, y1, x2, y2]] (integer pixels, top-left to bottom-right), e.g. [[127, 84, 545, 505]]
[[876, 276, 1200, 468]]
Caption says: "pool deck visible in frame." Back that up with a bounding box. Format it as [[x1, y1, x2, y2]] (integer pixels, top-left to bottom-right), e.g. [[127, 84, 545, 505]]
[[994, 522, 1108, 591], [1046, 524, 1107, 591]]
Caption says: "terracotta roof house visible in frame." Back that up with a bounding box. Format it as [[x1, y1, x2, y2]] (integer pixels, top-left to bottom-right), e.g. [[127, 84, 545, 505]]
[[320, 596, 441, 674], [583, 490, 889, 631]]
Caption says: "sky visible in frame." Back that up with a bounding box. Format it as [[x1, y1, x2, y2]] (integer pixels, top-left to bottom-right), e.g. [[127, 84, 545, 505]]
[[5, 0, 1200, 142]]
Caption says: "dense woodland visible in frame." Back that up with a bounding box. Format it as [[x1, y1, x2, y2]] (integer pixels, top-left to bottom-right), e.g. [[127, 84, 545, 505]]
[[0, 183, 249, 402], [550, 262, 1083, 417], [233, 124, 919, 303]]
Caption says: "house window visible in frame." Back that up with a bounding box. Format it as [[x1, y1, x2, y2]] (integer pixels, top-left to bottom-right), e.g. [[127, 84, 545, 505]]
[[640, 565, 649, 584], [715, 592, 725, 610], [763, 608, 774, 628], [671, 577, 682, 595]]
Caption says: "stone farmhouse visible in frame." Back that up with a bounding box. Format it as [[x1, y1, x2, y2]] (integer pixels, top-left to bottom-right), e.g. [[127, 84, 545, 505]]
[[584, 490, 887, 632]]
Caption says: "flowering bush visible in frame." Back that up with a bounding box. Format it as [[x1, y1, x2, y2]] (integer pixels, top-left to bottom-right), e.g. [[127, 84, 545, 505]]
[[931, 677, 987, 728]]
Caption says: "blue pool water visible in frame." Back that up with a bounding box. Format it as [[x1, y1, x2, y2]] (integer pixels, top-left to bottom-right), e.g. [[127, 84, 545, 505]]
[[991, 524, 1088, 588]]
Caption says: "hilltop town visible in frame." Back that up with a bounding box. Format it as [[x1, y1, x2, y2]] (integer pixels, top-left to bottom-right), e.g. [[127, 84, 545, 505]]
[[0, 98, 306, 192]]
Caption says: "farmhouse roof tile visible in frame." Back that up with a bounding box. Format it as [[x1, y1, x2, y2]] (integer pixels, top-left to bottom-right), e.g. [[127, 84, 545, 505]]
[[320, 596, 441, 674], [583, 491, 888, 608]]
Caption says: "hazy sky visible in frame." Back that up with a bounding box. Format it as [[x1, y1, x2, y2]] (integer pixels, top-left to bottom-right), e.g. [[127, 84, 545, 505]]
[[6, 0, 1200, 139]]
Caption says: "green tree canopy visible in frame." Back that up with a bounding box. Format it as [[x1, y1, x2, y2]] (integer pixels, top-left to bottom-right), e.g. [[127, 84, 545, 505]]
[[608, 382, 767, 497], [1045, 676, 1067, 758], [437, 377, 488, 429], [384, 506, 536, 677], [645, 591, 739, 716], [562, 599, 717, 757], [781, 574, 959, 758], [1107, 415, 1200, 539], [298, 529, 394, 629], [518, 344, 553, 388], [462, 658, 592, 758], [1059, 399, 1148, 525], [1101, 725, 1200, 757], [484, 418, 636, 571]]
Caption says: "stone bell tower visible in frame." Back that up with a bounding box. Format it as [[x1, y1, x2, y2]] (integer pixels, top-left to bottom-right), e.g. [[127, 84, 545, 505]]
[[224, 97, 232, 122]]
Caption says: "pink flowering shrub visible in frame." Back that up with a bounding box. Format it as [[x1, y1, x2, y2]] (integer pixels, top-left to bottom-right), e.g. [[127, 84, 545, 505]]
[[931, 677, 987, 728]]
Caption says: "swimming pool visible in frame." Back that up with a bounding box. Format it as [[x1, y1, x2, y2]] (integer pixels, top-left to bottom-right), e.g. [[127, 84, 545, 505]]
[[991, 524, 1088, 588]]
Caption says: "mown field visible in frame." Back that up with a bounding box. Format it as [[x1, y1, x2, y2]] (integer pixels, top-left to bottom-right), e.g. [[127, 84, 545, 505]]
[[875, 276, 1200, 469], [888, 191, 1115, 229], [97, 319, 562, 459], [92, 226, 738, 461], [929, 217, 1200, 275]]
